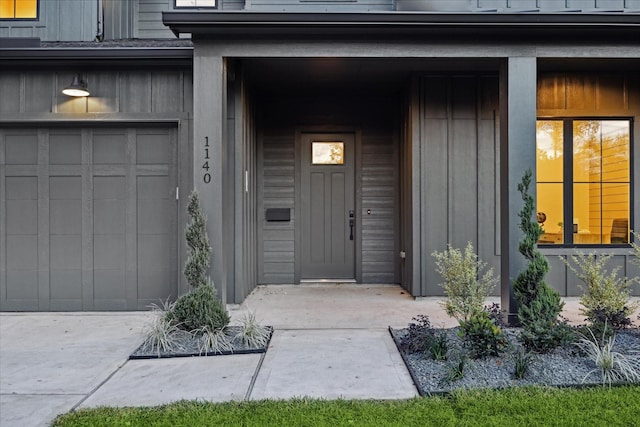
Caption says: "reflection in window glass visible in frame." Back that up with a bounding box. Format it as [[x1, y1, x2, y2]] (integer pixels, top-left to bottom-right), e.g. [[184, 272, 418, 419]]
[[573, 121, 630, 245], [536, 119, 631, 246], [536, 121, 564, 244], [312, 142, 344, 165]]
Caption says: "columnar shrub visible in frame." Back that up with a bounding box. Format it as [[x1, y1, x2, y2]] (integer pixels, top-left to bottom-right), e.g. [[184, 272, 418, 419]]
[[171, 191, 230, 332], [432, 242, 498, 322], [514, 170, 568, 353]]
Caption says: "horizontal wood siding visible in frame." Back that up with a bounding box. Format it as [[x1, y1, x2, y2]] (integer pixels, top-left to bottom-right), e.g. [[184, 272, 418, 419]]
[[420, 75, 500, 296], [361, 131, 398, 283], [0, 71, 192, 115], [537, 71, 640, 296], [257, 93, 399, 284], [137, 0, 174, 39], [259, 130, 296, 283]]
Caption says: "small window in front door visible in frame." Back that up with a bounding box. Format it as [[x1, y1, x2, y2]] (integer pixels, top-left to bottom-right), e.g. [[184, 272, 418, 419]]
[[311, 142, 344, 165]]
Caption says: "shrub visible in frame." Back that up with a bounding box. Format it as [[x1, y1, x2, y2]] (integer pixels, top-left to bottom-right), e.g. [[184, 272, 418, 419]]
[[561, 252, 636, 333], [442, 354, 466, 384], [518, 285, 574, 353], [140, 299, 190, 357], [432, 242, 498, 322], [514, 170, 566, 353], [234, 312, 271, 348], [400, 315, 435, 353], [485, 302, 507, 329], [195, 325, 234, 355], [171, 191, 230, 333], [575, 324, 640, 386], [183, 191, 212, 289], [170, 281, 230, 332], [458, 310, 507, 359]]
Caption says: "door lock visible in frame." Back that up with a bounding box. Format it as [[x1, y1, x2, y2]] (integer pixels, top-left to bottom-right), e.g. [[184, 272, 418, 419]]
[[349, 210, 354, 241]]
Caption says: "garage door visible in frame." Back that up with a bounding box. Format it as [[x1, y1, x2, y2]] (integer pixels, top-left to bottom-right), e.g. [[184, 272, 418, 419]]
[[0, 126, 178, 311]]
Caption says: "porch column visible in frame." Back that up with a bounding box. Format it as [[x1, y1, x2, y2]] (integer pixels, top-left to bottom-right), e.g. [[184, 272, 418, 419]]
[[193, 47, 228, 304], [499, 57, 537, 322]]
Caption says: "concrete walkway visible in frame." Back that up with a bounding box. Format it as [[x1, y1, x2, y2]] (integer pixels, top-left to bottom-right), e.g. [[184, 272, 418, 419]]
[[1, 284, 638, 427]]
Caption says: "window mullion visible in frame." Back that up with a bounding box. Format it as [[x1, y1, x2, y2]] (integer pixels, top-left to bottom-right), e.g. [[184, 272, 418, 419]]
[[563, 120, 573, 246]]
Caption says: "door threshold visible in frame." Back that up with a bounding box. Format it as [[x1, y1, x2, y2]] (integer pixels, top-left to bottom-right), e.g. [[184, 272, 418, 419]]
[[299, 279, 357, 284]]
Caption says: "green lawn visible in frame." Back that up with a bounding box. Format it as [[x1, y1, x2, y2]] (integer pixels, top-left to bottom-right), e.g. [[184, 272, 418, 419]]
[[53, 386, 640, 427]]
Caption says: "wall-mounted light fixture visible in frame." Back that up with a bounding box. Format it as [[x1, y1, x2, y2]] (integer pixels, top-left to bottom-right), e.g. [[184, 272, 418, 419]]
[[62, 74, 90, 97]]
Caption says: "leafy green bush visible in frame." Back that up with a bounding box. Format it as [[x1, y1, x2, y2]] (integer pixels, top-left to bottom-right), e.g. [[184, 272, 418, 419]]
[[514, 170, 567, 353], [458, 310, 507, 359], [432, 242, 498, 322], [170, 281, 230, 332], [562, 252, 636, 326]]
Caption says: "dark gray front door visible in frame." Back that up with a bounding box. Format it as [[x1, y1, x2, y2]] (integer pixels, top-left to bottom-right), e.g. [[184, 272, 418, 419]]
[[301, 133, 355, 279]]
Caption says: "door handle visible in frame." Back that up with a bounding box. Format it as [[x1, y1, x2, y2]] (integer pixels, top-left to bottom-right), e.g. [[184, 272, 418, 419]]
[[349, 210, 354, 241]]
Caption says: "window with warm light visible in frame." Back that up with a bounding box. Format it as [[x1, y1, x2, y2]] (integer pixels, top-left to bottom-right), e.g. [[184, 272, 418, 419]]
[[0, 0, 37, 19], [536, 119, 632, 246], [175, 0, 216, 7]]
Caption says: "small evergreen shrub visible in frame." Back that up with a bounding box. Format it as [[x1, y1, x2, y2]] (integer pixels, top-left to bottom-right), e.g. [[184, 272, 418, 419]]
[[234, 312, 271, 348], [514, 170, 567, 353], [432, 242, 498, 322], [458, 310, 507, 359], [170, 281, 231, 332], [171, 191, 230, 333], [518, 285, 574, 353], [400, 315, 435, 354], [561, 252, 636, 333]]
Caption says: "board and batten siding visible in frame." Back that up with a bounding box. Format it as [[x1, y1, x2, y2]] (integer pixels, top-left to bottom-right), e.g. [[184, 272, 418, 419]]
[[0, 70, 192, 115], [0, 0, 97, 41], [537, 71, 640, 296], [411, 75, 501, 297]]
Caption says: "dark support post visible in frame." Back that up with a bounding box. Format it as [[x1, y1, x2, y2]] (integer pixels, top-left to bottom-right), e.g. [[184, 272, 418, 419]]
[[499, 57, 537, 323], [193, 47, 227, 305]]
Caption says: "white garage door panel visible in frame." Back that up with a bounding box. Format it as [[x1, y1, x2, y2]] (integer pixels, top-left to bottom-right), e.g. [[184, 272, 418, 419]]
[[0, 127, 178, 311]]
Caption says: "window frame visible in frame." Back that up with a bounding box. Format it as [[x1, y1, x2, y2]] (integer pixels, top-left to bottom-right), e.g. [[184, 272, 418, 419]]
[[0, 0, 38, 20], [536, 116, 635, 248], [174, 0, 218, 9]]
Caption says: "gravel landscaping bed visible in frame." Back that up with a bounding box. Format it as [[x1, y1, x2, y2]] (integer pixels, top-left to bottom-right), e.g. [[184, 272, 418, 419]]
[[390, 326, 640, 395], [130, 326, 273, 359]]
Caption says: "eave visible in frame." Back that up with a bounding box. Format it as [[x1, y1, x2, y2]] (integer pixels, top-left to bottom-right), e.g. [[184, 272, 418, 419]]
[[162, 11, 640, 41]]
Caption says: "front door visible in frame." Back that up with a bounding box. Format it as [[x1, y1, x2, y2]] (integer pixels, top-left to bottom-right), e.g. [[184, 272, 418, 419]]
[[301, 133, 355, 279]]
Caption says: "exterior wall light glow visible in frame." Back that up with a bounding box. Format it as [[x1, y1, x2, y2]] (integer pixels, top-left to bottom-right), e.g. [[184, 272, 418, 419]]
[[62, 74, 90, 97]]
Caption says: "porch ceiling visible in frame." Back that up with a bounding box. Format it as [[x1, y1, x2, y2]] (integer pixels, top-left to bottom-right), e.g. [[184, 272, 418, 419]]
[[242, 57, 500, 96]]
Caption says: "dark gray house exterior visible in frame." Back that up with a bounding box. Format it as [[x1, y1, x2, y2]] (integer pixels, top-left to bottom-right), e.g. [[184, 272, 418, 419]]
[[1, 0, 639, 315]]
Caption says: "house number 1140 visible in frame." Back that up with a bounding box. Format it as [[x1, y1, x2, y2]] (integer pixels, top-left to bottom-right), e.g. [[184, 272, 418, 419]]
[[203, 137, 211, 183]]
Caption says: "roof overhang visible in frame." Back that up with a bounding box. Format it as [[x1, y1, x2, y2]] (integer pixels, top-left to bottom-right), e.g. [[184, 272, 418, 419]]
[[163, 11, 640, 41], [0, 47, 193, 68]]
